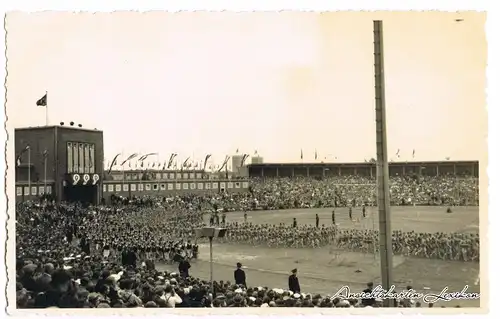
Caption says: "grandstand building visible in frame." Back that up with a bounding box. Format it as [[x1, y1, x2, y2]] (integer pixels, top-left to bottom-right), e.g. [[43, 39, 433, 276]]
[[15, 125, 104, 203], [15, 125, 249, 204], [247, 161, 479, 178]]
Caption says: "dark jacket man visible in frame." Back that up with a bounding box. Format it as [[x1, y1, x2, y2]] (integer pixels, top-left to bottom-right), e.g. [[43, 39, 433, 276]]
[[234, 263, 246, 287], [288, 269, 300, 293], [179, 258, 191, 278]]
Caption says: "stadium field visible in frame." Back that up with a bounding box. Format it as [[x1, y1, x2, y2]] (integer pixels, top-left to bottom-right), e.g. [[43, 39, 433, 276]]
[[158, 206, 480, 307]]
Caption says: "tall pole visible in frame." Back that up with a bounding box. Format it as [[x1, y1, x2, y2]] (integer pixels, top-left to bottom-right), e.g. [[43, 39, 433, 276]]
[[45, 91, 48, 126], [27, 147, 31, 199], [209, 236, 214, 296], [44, 155, 47, 193], [373, 20, 394, 307]]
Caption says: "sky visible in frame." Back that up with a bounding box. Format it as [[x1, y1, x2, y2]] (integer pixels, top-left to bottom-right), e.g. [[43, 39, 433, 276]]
[[5, 11, 487, 165]]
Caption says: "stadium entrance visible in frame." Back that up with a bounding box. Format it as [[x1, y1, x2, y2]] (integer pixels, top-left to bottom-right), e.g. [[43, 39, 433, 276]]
[[63, 185, 97, 204], [64, 173, 100, 204]]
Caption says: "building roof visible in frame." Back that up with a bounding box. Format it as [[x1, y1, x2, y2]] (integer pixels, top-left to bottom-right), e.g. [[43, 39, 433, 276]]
[[15, 125, 103, 133], [247, 160, 478, 167]]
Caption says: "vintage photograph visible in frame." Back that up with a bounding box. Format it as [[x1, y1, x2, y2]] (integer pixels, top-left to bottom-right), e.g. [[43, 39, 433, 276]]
[[5, 11, 485, 311]]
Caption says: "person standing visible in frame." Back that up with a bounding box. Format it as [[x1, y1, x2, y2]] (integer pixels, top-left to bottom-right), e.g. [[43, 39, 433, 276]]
[[292, 218, 297, 228], [234, 262, 247, 287], [349, 207, 353, 220], [362, 205, 366, 218], [288, 268, 300, 293], [332, 209, 336, 225], [315, 214, 319, 228], [178, 257, 191, 279]]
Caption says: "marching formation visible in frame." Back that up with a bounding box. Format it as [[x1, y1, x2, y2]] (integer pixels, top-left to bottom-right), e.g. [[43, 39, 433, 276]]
[[220, 222, 479, 262]]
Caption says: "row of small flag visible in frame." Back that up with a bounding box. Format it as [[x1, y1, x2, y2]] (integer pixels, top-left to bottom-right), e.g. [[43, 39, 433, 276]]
[[107, 153, 251, 174], [298, 149, 418, 161]]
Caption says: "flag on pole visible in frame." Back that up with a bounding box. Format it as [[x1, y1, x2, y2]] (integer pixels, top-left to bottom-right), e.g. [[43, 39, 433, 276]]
[[36, 94, 47, 107], [167, 153, 177, 169], [315, 149, 318, 160], [412, 149, 415, 158], [300, 149, 303, 160], [107, 153, 120, 174], [16, 145, 30, 166], [218, 156, 230, 172], [203, 154, 212, 170], [121, 153, 139, 166], [138, 153, 158, 161], [240, 154, 249, 167], [254, 150, 258, 155], [41, 150, 48, 164]]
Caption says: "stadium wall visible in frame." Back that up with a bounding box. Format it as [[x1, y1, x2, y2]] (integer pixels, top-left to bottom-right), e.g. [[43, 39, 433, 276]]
[[101, 179, 248, 202]]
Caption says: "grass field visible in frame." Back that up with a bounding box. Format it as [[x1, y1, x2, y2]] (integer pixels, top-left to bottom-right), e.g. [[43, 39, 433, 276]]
[[158, 206, 481, 307]]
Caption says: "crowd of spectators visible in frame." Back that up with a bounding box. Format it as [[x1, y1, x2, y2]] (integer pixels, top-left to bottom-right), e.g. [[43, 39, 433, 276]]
[[248, 175, 478, 210], [15, 174, 478, 308]]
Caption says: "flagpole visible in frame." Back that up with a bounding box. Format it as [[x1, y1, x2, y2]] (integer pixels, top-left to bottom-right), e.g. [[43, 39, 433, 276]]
[[45, 91, 48, 126], [28, 147, 31, 199], [44, 153, 47, 193]]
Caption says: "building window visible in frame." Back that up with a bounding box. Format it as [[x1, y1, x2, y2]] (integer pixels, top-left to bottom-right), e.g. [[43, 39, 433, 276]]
[[205, 183, 211, 190], [220, 182, 226, 189], [196, 173, 202, 179], [16, 187, 22, 196], [160, 184, 166, 190], [212, 182, 218, 189], [145, 184, 151, 191], [24, 187, 29, 195], [115, 184, 122, 192], [189, 173, 195, 179], [183, 183, 189, 190], [242, 182, 249, 188], [46, 186, 52, 194], [169, 173, 175, 179], [235, 182, 241, 188], [190, 183, 196, 189], [167, 183, 173, 190], [131, 184, 136, 191], [39, 186, 45, 194], [227, 182, 233, 189], [123, 184, 129, 192], [103, 185, 107, 192], [138, 184, 144, 191], [108, 185, 114, 192], [198, 183, 204, 190], [31, 186, 37, 196], [183, 173, 189, 179], [176, 183, 181, 190], [153, 184, 158, 191], [176, 173, 182, 179]]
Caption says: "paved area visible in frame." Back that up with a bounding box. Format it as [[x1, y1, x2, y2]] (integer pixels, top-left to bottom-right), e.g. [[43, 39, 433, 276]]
[[159, 206, 481, 307]]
